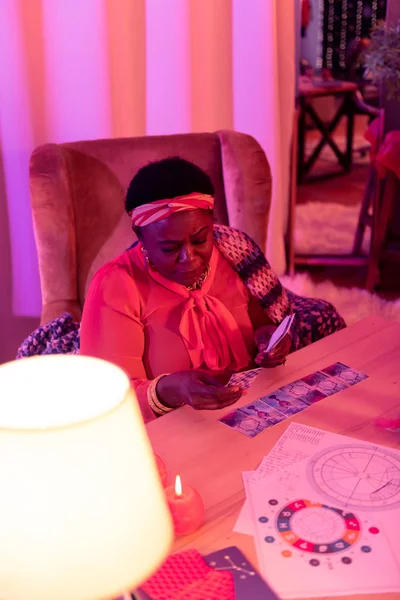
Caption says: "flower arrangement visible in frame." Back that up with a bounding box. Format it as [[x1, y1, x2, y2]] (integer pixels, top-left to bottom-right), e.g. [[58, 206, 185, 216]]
[[363, 20, 400, 101]]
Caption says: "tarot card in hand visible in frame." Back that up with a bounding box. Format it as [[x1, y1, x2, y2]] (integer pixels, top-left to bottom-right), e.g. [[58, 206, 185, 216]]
[[322, 361, 368, 386], [220, 399, 285, 438], [227, 368, 262, 391], [265, 313, 295, 353]]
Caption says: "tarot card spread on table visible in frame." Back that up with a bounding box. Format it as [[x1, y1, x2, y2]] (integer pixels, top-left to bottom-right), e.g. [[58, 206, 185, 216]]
[[264, 389, 308, 416], [220, 400, 285, 439], [220, 362, 368, 438], [322, 361, 368, 386]]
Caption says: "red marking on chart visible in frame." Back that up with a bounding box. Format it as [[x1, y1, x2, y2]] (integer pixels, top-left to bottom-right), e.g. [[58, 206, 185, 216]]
[[346, 519, 360, 531], [293, 538, 315, 552], [288, 499, 307, 511], [369, 526, 379, 535]]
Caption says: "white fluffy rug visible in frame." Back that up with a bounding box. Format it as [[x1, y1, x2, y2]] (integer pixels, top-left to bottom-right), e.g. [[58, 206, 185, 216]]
[[294, 202, 369, 255], [281, 272, 400, 325], [283, 202, 400, 325]]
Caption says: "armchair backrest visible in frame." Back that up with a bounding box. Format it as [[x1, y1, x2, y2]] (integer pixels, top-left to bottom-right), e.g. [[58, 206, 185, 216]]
[[30, 130, 271, 323]]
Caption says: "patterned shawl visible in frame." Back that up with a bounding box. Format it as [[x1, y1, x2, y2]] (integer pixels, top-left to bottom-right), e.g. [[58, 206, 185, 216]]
[[16, 225, 345, 358]]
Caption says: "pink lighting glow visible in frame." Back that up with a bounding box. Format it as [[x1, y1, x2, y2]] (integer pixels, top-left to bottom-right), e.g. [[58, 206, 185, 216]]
[[0, 0, 295, 321], [0, 0, 41, 317], [42, 0, 112, 143], [146, 0, 191, 135], [233, 0, 295, 273]]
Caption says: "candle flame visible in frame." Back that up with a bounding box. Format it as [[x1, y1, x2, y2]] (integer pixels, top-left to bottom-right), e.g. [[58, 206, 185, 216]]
[[175, 474, 182, 497]]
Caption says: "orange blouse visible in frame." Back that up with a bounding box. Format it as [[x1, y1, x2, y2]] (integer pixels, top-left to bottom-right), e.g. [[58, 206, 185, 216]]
[[80, 244, 267, 422]]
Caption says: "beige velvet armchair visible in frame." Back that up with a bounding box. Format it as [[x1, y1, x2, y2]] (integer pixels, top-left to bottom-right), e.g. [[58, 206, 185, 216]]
[[30, 131, 272, 325]]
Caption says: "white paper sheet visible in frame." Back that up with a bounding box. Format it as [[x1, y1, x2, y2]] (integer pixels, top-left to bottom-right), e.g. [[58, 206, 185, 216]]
[[234, 422, 324, 534], [243, 424, 400, 597]]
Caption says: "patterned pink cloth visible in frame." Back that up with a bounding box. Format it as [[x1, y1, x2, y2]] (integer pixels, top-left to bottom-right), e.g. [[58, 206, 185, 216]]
[[141, 549, 234, 600]]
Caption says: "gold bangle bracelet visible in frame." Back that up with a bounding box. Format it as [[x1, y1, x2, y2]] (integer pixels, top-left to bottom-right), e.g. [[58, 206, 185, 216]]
[[147, 374, 173, 415], [148, 395, 165, 416]]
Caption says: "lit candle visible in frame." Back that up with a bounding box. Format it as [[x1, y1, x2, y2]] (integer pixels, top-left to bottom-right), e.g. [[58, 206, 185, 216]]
[[165, 475, 204, 536], [155, 454, 168, 487]]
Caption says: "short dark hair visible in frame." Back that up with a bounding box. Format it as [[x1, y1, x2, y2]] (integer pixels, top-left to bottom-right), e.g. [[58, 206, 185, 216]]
[[125, 156, 214, 213]]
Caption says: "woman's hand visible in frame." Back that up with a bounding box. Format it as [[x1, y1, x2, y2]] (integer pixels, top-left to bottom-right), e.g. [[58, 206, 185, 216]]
[[254, 324, 291, 368], [156, 370, 243, 411]]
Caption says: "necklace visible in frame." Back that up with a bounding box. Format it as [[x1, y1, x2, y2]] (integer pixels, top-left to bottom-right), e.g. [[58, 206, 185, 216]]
[[142, 246, 211, 291], [186, 265, 211, 291]]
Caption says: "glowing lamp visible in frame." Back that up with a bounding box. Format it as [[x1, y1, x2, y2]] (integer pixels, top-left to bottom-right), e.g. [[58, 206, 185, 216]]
[[0, 355, 173, 600]]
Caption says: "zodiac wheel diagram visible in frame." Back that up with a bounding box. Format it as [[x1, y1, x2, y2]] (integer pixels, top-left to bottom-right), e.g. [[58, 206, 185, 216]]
[[259, 496, 382, 567], [308, 445, 400, 509], [275, 499, 361, 556]]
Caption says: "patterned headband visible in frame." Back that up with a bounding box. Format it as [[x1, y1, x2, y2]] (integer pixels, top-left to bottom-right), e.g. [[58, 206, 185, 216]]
[[130, 192, 214, 227]]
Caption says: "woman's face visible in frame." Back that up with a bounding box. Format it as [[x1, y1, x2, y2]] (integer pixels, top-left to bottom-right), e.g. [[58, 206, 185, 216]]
[[137, 209, 214, 286]]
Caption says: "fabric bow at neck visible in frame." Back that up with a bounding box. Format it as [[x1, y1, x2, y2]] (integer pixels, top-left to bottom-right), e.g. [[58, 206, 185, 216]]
[[140, 246, 250, 371]]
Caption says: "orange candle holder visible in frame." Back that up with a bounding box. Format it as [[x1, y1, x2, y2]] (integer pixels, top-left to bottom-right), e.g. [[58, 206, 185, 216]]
[[165, 475, 204, 536]]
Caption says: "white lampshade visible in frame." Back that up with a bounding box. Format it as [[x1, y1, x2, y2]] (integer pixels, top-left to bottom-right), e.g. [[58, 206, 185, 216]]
[[0, 355, 173, 600]]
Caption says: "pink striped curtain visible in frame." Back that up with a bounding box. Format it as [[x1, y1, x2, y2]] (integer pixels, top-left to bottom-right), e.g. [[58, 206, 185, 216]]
[[0, 0, 295, 318]]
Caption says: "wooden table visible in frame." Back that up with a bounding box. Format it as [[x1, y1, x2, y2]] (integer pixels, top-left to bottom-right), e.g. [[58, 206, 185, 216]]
[[297, 79, 359, 183], [147, 316, 400, 600]]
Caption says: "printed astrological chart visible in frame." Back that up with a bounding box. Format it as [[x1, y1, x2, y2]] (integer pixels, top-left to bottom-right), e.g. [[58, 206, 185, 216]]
[[308, 445, 400, 510], [243, 425, 400, 596], [257, 497, 382, 570], [250, 485, 400, 597]]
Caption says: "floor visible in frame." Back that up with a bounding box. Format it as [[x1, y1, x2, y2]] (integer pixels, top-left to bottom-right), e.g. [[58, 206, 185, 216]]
[[297, 115, 370, 202], [293, 114, 399, 296]]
